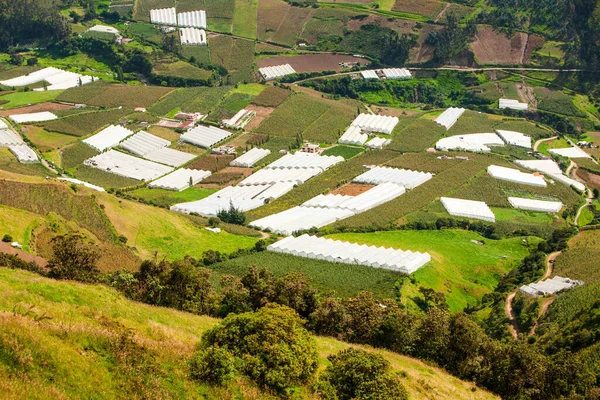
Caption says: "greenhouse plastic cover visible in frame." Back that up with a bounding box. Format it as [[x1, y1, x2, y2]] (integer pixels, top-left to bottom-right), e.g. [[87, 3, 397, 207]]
[[144, 147, 196, 167], [148, 168, 211, 191], [181, 125, 233, 148], [0, 129, 24, 146], [120, 130, 170, 156], [350, 114, 399, 134], [84, 150, 173, 181], [9, 145, 38, 163], [520, 276, 583, 297], [515, 159, 586, 192], [0, 67, 95, 91], [230, 148, 271, 168], [267, 152, 343, 170], [238, 167, 321, 186], [434, 107, 466, 130], [259, 64, 296, 80], [58, 177, 105, 192], [0, 119, 7, 130], [508, 197, 563, 213], [360, 70, 379, 79], [9, 112, 57, 123], [353, 166, 433, 189], [487, 165, 547, 187], [436, 133, 504, 152], [179, 28, 207, 45], [365, 137, 391, 149], [499, 98, 528, 110], [441, 197, 495, 222], [339, 126, 368, 146], [177, 10, 207, 28], [549, 147, 591, 159], [150, 8, 177, 25], [83, 125, 134, 151], [495, 130, 532, 148], [223, 109, 253, 129], [268, 234, 431, 274], [381, 68, 411, 79]]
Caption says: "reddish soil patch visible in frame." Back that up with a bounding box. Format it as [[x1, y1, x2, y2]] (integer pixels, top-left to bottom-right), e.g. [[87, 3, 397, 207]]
[[244, 104, 275, 131], [524, 34, 546, 63], [471, 26, 528, 65], [331, 183, 376, 196], [257, 54, 367, 73], [188, 154, 235, 173], [198, 166, 252, 188], [0, 241, 47, 267], [0, 102, 75, 116]]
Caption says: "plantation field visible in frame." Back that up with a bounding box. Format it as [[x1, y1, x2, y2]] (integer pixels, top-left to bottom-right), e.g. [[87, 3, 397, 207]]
[[23, 126, 77, 152], [74, 166, 139, 189], [0, 205, 42, 251], [41, 108, 132, 137], [209, 36, 255, 84], [56, 84, 174, 109], [97, 194, 258, 260], [152, 61, 214, 80], [61, 142, 99, 170], [0, 90, 63, 109], [250, 86, 292, 107], [327, 229, 539, 312], [232, 0, 258, 38], [388, 117, 446, 152], [257, 0, 313, 46], [553, 230, 600, 284], [181, 45, 211, 65], [127, 186, 218, 208], [207, 91, 256, 122], [447, 110, 503, 134], [533, 87, 586, 117], [204, 0, 236, 32], [322, 145, 364, 159], [149, 86, 228, 116]]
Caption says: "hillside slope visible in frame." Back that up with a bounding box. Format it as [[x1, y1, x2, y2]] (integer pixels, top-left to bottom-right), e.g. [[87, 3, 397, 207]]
[[0, 268, 496, 399]]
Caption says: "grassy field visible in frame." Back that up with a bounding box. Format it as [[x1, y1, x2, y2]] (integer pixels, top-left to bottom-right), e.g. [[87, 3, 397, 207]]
[[209, 36, 255, 84], [149, 87, 222, 116], [388, 117, 446, 152], [179, 85, 233, 115], [41, 108, 133, 137], [322, 145, 364, 159], [0, 148, 49, 177], [537, 137, 570, 155], [204, 0, 236, 32], [0, 205, 42, 251], [61, 142, 99, 170], [534, 87, 586, 117], [0, 90, 63, 109], [23, 126, 77, 152], [327, 229, 539, 312], [73, 166, 140, 189], [181, 45, 211, 65], [97, 194, 258, 260], [251, 86, 292, 107], [127, 186, 218, 208], [56, 84, 174, 109], [0, 268, 494, 400], [232, 0, 258, 38], [152, 61, 213, 80]]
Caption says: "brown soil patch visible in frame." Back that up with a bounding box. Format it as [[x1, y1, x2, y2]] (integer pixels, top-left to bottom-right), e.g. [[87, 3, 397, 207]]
[[409, 24, 442, 63], [0, 102, 75, 116], [197, 167, 252, 188], [244, 104, 275, 131], [575, 168, 600, 191], [257, 54, 367, 73], [188, 154, 235, 173], [331, 183, 376, 196], [524, 35, 545, 63], [471, 26, 528, 65], [0, 241, 47, 267], [347, 15, 417, 35], [392, 0, 445, 19], [370, 106, 421, 117]]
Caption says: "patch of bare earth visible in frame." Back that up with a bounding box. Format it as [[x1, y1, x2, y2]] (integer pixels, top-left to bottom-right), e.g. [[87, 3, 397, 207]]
[[370, 106, 421, 117], [331, 183, 376, 196], [257, 54, 367, 73], [347, 15, 417, 35], [524, 35, 545, 63], [575, 168, 600, 191], [0, 102, 75, 116], [0, 242, 47, 267], [198, 166, 252, 189], [244, 104, 275, 131], [471, 26, 527, 65]]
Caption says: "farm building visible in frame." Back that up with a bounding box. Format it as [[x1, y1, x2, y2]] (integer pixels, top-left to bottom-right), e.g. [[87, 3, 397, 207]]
[[499, 98, 528, 111], [508, 197, 563, 213], [268, 235, 431, 274], [177, 10, 207, 28], [519, 276, 583, 297], [434, 107, 466, 130], [350, 114, 399, 134], [9, 112, 58, 124], [259, 64, 296, 80], [441, 197, 495, 222], [9, 145, 38, 163], [181, 125, 233, 148], [179, 28, 207, 46], [58, 177, 105, 192], [339, 126, 368, 146], [515, 159, 586, 191], [150, 8, 177, 25], [84, 150, 173, 181], [0, 67, 95, 91], [230, 148, 271, 168], [365, 137, 391, 149], [148, 168, 211, 191], [487, 165, 547, 187], [353, 166, 432, 189], [83, 125, 134, 152], [360, 70, 379, 80], [381, 68, 411, 79], [495, 130, 532, 148], [435, 133, 504, 153], [549, 147, 592, 159], [222, 109, 255, 129]]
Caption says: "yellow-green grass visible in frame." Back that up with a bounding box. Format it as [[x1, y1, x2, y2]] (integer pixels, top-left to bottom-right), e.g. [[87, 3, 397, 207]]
[[326, 229, 539, 312], [23, 126, 77, 152], [537, 137, 570, 155], [232, 0, 258, 39], [534, 41, 566, 59], [0, 90, 63, 109], [0, 205, 42, 251], [97, 194, 259, 260], [553, 230, 600, 285], [321, 145, 364, 159], [578, 205, 595, 226], [490, 207, 555, 224], [230, 82, 265, 96], [127, 186, 218, 208], [0, 268, 496, 400]]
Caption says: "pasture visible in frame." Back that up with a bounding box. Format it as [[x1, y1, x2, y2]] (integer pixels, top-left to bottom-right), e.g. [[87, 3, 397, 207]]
[[0, 205, 42, 251], [232, 0, 258, 38], [24, 126, 77, 152], [0, 90, 63, 109]]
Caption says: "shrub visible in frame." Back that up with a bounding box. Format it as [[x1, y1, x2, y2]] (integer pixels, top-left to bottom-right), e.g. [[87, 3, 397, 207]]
[[189, 346, 235, 385], [321, 348, 408, 400], [2, 234, 12, 243], [47, 235, 101, 283], [217, 202, 246, 225], [199, 304, 319, 392]]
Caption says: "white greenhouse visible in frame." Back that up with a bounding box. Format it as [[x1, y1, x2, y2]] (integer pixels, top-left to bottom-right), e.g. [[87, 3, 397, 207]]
[[150, 8, 177, 25], [222, 109, 255, 129], [435, 133, 504, 153], [267, 152, 343, 170], [381, 68, 411, 79], [508, 197, 563, 213], [339, 126, 368, 146], [144, 147, 196, 167], [177, 10, 207, 28], [441, 197, 495, 222], [350, 114, 399, 134], [120, 130, 170, 156], [360, 70, 379, 80], [259, 64, 296, 80], [179, 28, 207, 46], [148, 168, 211, 191], [487, 165, 547, 187], [9, 145, 38, 163], [549, 147, 591, 159], [499, 98, 528, 111], [181, 125, 233, 148], [495, 130, 532, 148], [0, 129, 24, 146], [58, 177, 105, 192], [515, 159, 586, 192], [9, 112, 57, 124], [434, 107, 466, 130], [365, 137, 391, 149], [230, 148, 271, 168], [83, 125, 134, 152], [353, 166, 432, 189], [0, 67, 95, 91], [519, 276, 583, 297], [84, 150, 173, 181]]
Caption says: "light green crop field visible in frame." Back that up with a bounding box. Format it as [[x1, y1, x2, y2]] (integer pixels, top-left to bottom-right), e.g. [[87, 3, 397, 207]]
[[23, 126, 77, 152], [326, 229, 539, 312], [0, 90, 63, 109], [0, 205, 42, 251], [127, 187, 218, 208], [232, 0, 258, 38]]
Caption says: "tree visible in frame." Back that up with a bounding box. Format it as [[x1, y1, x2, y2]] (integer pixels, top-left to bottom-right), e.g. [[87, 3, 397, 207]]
[[47, 235, 101, 282], [189, 346, 235, 385], [344, 291, 385, 344], [9, 54, 23, 65], [161, 34, 179, 54], [217, 202, 246, 225], [162, 260, 213, 315], [26, 57, 38, 66], [321, 348, 408, 400], [216, 274, 252, 317], [199, 304, 319, 392], [274, 272, 318, 318], [415, 307, 450, 361]]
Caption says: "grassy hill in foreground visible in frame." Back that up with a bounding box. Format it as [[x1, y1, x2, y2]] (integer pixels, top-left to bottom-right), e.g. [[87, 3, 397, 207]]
[[0, 268, 496, 400]]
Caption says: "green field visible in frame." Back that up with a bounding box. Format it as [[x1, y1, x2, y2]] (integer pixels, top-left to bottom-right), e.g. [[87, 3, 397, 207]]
[[553, 231, 600, 284], [232, 0, 258, 38], [61, 142, 99, 170], [209, 36, 255, 84], [73, 166, 140, 189], [152, 61, 214, 80], [56, 84, 174, 109], [0, 205, 42, 251], [251, 86, 292, 108], [0, 90, 63, 109], [388, 117, 446, 152], [41, 108, 132, 137], [127, 186, 218, 208], [327, 229, 539, 312], [23, 126, 77, 152], [148, 87, 216, 116], [0, 148, 48, 177], [534, 87, 586, 117], [322, 145, 365, 159]]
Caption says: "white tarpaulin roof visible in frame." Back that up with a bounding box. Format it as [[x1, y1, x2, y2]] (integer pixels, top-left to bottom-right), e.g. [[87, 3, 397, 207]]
[[259, 64, 296, 80], [150, 7, 177, 25], [9, 144, 38, 163], [436, 133, 504, 153], [520, 276, 583, 297], [365, 137, 391, 149], [83, 125, 134, 151], [267, 152, 343, 170], [178, 10, 207, 28], [181, 125, 233, 148], [230, 148, 271, 168], [353, 166, 432, 189], [499, 98, 528, 110], [58, 177, 105, 192], [84, 150, 173, 181], [381, 68, 411, 79], [549, 147, 592, 159], [487, 165, 547, 187], [0, 67, 95, 91], [360, 70, 379, 79], [515, 159, 586, 192], [9, 112, 57, 124], [0, 129, 24, 146], [495, 130, 532, 148], [180, 27, 207, 45], [435, 107, 466, 130], [144, 147, 196, 167], [350, 114, 399, 134], [148, 168, 211, 191], [339, 126, 368, 146], [508, 197, 563, 213], [120, 130, 170, 156], [441, 197, 495, 222]]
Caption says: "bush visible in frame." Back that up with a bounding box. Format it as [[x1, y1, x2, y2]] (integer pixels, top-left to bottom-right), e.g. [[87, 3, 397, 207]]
[[189, 346, 235, 385], [47, 235, 101, 283], [321, 348, 408, 400], [217, 202, 246, 225], [2, 234, 12, 243], [199, 304, 319, 392]]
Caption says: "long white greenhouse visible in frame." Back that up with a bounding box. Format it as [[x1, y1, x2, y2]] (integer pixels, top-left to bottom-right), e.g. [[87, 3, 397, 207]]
[[181, 125, 233, 148], [238, 167, 321, 186], [434, 107, 466, 129], [9, 112, 57, 123], [508, 197, 563, 213], [83, 125, 134, 152], [148, 168, 211, 191], [487, 165, 547, 187], [268, 235, 431, 274], [441, 197, 495, 222], [9, 145, 38, 163], [515, 159, 586, 192], [495, 130, 532, 148], [549, 147, 591, 159], [150, 8, 177, 25], [499, 98, 528, 111], [267, 152, 343, 170], [0, 67, 95, 91], [0, 129, 24, 146], [350, 114, 399, 134], [144, 147, 196, 167], [435, 133, 504, 153], [120, 130, 170, 156], [360, 70, 379, 80], [84, 150, 173, 181], [222, 109, 255, 129], [381, 68, 411, 79], [230, 148, 271, 168], [519, 276, 583, 297], [259, 64, 296, 80], [177, 10, 207, 28], [339, 126, 368, 146], [365, 137, 391, 149], [353, 166, 432, 189], [58, 177, 105, 192], [179, 28, 207, 46]]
